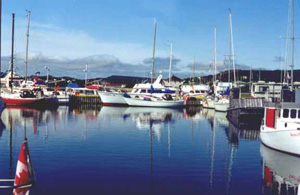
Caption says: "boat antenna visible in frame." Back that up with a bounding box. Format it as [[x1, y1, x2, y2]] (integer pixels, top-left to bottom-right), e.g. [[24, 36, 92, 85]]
[[229, 9, 237, 86], [25, 10, 31, 83], [10, 13, 15, 93], [151, 19, 157, 84], [168, 42, 173, 86]]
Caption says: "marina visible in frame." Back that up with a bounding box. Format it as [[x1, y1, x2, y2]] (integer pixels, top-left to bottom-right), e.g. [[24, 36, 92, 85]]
[[1, 0, 300, 194]]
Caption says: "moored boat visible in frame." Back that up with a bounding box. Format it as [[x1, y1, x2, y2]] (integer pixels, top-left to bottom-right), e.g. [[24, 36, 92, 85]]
[[260, 103, 300, 156], [123, 96, 184, 108], [214, 98, 229, 112], [98, 91, 127, 106], [2, 92, 45, 106]]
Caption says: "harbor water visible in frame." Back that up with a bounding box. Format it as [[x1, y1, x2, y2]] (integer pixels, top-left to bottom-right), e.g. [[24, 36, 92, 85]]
[[0, 106, 298, 194]]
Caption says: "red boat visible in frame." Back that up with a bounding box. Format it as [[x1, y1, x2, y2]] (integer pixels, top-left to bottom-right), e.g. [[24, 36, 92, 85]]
[[2, 91, 46, 106]]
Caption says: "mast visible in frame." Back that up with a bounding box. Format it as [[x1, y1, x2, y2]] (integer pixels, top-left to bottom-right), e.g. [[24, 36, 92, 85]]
[[10, 13, 15, 93], [249, 65, 252, 91], [151, 19, 157, 84], [192, 57, 195, 83], [291, 0, 294, 88], [25, 10, 31, 82], [168, 42, 173, 86], [214, 26, 217, 83], [84, 63, 88, 86], [229, 9, 236, 86]]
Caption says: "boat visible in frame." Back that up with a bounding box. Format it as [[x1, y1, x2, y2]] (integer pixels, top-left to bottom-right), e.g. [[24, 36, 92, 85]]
[[98, 91, 127, 106], [99, 21, 176, 106], [214, 98, 229, 112], [260, 103, 300, 156], [123, 95, 184, 108]]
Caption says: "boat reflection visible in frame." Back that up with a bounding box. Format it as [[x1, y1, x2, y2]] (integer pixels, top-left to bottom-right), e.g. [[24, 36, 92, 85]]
[[123, 107, 182, 141], [261, 144, 300, 194]]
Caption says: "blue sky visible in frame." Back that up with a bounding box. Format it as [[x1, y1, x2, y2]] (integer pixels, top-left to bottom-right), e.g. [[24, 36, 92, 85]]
[[2, 0, 298, 78]]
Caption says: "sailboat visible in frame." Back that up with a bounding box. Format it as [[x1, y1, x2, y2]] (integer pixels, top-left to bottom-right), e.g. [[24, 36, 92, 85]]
[[2, 12, 49, 106], [215, 10, 236, 112], [122, 20, 183, 107]]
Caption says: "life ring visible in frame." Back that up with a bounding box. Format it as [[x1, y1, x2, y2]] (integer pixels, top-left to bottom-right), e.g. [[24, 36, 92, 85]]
[[75, 91, 79, 96]]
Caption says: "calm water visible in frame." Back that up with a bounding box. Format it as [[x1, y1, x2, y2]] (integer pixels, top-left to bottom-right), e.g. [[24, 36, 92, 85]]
[[0, 106, 298, 195]]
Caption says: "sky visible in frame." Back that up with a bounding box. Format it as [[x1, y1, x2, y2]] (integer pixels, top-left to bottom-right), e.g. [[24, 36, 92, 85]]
[[2, 0, 299, 79]]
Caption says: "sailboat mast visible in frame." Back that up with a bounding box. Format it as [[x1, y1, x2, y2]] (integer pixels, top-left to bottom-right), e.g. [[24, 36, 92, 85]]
[[291, 0, 294, 88], [214, 26, 217, 83], [193, 57, 195, 83], [229, 9, 236, 86], [10, 13, 15, 93], [169, 42, 173, 85], [151, 19, 157, 84], [25, 10, 31, 82]]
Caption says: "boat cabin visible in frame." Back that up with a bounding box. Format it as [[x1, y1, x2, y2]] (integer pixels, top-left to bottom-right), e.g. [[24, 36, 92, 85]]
[[72, 88, 99, 97], [263, 104, 300, 130], [214, 81, 232, 96], [251, 81, 282, 99]]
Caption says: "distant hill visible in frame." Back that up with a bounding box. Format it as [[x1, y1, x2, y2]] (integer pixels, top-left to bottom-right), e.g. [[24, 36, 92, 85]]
[[32, 69, 300, 87]]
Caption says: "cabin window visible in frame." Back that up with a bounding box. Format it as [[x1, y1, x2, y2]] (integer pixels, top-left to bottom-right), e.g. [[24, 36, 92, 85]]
[[86, 90, 94, 95], [195, 90, 200, 93], [283, 109, 289, 118], [291, 109, 297, 118], [141, 89, 146, 93], [298, 110, 300, 119], [259, 86, 268, 92], [190, 91, 194, 93]]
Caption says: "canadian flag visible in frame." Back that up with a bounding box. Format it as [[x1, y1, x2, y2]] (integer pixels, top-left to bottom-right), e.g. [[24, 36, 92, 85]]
[[13, 141, 33, 195]]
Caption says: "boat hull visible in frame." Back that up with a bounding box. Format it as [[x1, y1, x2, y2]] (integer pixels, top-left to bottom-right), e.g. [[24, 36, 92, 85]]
[[2, 97, 46, 106], [260, 127, 300, 156], [202, 99, 215, 109], [123, 97, 184, 108], [99, 92, 127, 106], [214, 102, 229, 112]]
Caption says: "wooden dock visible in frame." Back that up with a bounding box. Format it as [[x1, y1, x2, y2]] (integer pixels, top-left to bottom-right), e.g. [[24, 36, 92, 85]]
[[69, 95, 101, 105], [227, 98, 265, 129]]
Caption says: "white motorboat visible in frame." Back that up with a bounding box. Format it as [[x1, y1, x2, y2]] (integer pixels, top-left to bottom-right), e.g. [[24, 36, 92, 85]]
[[260, 103, 300, 156], [123, 96, 184, 108], [214, 98, 229, 112], [98, 91, 127, 106], [99, 73, 176, 106]]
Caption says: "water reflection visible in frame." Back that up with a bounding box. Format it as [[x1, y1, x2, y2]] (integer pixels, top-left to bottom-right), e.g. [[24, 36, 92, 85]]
[[0, 105, 280, 194], [261, 144, 300, 195]]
